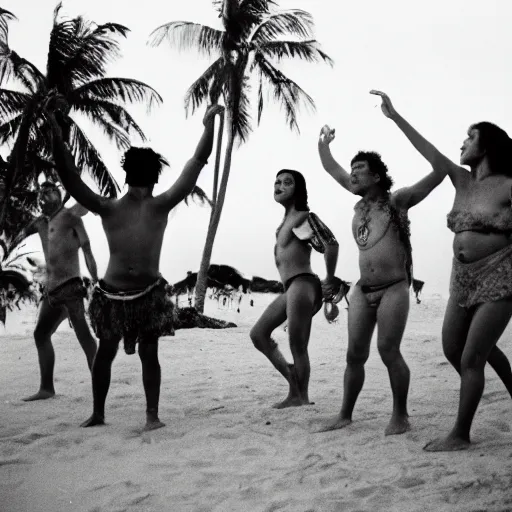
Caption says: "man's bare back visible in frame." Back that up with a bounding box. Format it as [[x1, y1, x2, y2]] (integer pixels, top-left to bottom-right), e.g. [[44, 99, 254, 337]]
[[100, 191, 169, 290]]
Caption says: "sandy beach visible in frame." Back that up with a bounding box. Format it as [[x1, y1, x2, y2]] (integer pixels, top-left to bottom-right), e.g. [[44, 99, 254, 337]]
[[1, 293, 512, 512]]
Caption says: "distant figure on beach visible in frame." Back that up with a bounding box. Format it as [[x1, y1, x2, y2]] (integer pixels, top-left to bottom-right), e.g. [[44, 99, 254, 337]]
[[250, 170, 339, 408], [46, 99, 223, 431], [372, 90, 512, 451], [15, 182, 98, 401], [317, 97, 447, 435]]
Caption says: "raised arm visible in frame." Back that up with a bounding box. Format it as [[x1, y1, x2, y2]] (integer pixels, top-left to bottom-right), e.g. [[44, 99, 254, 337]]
[[46, 113, 111, 216], [370, 90, 464, 186], [154, 105, 224, 213], [318, 126, 353, 191]]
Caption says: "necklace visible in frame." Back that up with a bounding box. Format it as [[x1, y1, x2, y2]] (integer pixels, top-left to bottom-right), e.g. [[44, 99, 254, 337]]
[[356, 197, 390, 247]]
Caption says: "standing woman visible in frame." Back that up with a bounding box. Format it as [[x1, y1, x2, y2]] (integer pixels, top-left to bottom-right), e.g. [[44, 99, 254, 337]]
[[371, 90, 512, 451]]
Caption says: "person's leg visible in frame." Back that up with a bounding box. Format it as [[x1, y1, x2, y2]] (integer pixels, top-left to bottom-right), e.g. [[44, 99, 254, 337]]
[[81, 335, 120, 427], [319, 284, 377, 431], [65, 299, 97, 370], [23, 298, 67, 401], [275, 277, 317, 408], [441, 295, 472, 373], [138, 338, 165, 431], [424, 299, 512, 451], [250, 294, 294, 402], [375, 281, 411, 435]]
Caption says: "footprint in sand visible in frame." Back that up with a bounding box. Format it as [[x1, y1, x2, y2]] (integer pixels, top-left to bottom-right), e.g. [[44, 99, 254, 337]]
[[15, 432, 49, 445], [351, 485, 379, 498], [394, 476, 426, 489]]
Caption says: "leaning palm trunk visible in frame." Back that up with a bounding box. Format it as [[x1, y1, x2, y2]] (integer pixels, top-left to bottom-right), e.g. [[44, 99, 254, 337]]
[[194, 109, 234, 313]]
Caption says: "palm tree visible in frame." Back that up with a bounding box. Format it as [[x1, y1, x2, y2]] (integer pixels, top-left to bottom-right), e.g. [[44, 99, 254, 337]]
[[149, 0, 333, 312], [0, 4, 162, 230], [0, 228, 38, 326]]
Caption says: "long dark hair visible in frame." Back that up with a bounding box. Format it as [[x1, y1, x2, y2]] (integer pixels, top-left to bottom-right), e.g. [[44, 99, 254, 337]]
[[470, 122, 512, 177], [276, 169, 309, 211]]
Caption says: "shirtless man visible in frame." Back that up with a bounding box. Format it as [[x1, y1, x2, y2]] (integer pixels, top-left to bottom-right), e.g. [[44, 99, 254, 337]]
[[18, 182, 98, 401], [317, 117, 447, 434], [46, 102, 223, 431], [250, 169, 339, 408]]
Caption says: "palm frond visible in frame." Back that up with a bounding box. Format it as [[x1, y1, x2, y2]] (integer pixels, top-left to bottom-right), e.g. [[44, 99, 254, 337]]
[[149, 22, 224, 57], [0, 112, 22, 144], [71, 96, 147, 143], [183, 185, 213, 207], [184, 58, 226, 115], [0, 8, 16, 43], [0, 89, 31, 120], [72, 78, 162, 112], [251, 10, 314, 44], [68, 120, 120, 197], [257, 40, 334, 66], [225, 66, 252, 144], [50, 18, 130, 88], [254, 52, 315, 132]]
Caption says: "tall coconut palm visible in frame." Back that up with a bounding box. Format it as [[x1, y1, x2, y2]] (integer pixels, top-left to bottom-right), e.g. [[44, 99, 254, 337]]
[[149, 0, 333, 312], [0, 228, 37, 326], [0, 4, 163, 230]]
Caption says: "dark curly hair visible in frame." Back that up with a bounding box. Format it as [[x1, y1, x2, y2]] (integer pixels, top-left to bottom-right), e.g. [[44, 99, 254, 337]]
[[122, 147, 169, 187], [276, 169, 310, 211], [351, 151, 394, 192], [39, 181, 62, 199], [470, 122, 512, 177]]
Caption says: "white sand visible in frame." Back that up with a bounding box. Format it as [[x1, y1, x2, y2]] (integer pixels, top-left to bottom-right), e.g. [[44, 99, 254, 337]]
[[1, 294, 512, 512]]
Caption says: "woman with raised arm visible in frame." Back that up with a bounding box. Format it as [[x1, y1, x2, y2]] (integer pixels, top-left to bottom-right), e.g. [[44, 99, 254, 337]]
[[371, 90, 512, 451]]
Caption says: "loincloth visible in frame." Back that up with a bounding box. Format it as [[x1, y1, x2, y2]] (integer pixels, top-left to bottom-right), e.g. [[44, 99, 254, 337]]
[[88, 276, 176, 354], [47, 277, 87, 308], [358, 278, 407, 308], [284, 272, 323, 314], [450, 244, 512, 309]]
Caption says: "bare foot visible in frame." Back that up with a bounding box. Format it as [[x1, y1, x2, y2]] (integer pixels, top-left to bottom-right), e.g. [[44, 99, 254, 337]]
[[316, 417, 352, 433], [143, 419, 166, 432], [80, 413, 105, 428], [272, 396, 311, 409], [22, 390, 55, 401], [385, 414, 410, 436], [423, 435, 470, 452]]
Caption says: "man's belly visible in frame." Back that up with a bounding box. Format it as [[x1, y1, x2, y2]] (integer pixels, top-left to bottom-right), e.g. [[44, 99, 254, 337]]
[[357, 236, 408, 286], [46, 251, 81, 291]]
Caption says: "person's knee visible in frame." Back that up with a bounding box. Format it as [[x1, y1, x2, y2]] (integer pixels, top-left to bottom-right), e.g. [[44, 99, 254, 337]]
[[138, 341, 159, 363], [33, 325, 50, 348], [461, 350, 487, 372], [377, 339, 401, 366], [346, 348, 369, 366], [250, 326, 271, 353], [97, 340, 119, 361]]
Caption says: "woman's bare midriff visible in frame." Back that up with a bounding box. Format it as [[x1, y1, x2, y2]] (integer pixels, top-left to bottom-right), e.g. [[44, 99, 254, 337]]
[[453, 231, 512, 263]]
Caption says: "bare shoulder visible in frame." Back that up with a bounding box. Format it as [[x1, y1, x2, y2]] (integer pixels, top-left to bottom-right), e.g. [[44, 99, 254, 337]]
[[389, 191, 408, 211]]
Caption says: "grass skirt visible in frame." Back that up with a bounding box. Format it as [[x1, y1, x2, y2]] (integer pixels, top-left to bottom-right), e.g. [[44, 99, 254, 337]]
[[450, 244, 512, 308], [88, 277, 176, 354]]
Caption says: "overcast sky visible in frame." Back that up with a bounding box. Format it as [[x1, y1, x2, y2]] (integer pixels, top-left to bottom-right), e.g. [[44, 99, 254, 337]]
[[4, 0, 512, 296]]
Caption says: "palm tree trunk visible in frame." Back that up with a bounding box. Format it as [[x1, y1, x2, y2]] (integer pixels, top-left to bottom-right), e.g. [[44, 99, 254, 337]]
[[194, 111, 235, 313], [211, 111, 224, 208]]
